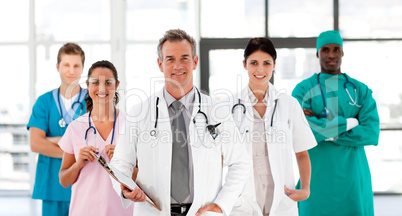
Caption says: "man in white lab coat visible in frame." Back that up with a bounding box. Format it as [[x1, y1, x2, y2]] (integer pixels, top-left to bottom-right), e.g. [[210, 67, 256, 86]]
[[110, 29, 252, 216]]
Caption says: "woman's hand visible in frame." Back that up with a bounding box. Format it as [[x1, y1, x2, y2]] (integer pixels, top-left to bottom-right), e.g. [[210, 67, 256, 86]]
[[105, 144, 115, 160], [76, 146, 98, 168], [284, 185, 310, 202]]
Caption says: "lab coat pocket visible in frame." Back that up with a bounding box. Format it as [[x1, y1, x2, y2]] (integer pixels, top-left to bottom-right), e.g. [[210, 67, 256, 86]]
[[231, 195, 256, 216], [271, 120, 292, 147], [197, 127, 220, 149], [276, 194, 297, 213]]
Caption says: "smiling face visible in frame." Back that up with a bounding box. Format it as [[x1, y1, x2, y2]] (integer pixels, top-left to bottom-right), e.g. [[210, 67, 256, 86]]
[[86, 67, 120, 107], [244, 50, 276, 89], [57, 54, 84, 87], [317, 43, 344, 75], [157, 40, 198, 95]]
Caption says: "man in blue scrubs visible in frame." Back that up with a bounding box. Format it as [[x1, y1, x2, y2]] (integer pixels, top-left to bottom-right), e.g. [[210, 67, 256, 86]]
[[27, 43, 86, 216]]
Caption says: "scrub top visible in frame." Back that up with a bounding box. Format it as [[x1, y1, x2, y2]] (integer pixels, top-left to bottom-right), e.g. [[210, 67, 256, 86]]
[[59, 111, 133, 216], [292, 73, 380, 216], [27, 89, 86, 201]]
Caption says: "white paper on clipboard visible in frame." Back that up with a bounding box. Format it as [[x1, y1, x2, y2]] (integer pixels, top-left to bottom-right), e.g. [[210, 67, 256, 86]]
[[90, 152, 161, 211]]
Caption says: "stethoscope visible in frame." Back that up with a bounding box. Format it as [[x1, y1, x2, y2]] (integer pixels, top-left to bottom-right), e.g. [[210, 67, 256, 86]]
[[150, 88, 221, 140], [57, 88, 84, 128], [317, 73, 363, 117], [232, 97, 279, 134], [85, 107, 117, 149]]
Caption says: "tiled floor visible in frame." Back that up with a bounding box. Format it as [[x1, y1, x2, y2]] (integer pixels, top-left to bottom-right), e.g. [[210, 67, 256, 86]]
[[0, 195, 401, 216]]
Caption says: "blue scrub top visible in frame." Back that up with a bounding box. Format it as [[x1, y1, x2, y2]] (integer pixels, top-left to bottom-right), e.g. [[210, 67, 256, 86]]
[[27, 89, 87, 201]]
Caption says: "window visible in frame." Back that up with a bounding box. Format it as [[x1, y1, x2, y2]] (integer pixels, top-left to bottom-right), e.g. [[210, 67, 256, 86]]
[[1, 0, 402, 197], [35, 0, 111, 41], [0, 1, 29, 42], [0, 46, 30, 191], [268, 0, 333, 37], [340, 0, 402, 38], [200, 0, 402, 195], [200, 0, 265, 38]]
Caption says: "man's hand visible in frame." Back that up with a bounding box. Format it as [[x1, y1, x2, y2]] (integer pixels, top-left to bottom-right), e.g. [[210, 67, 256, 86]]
[[196, 203, 223, 216], [284, 185, 310, 202], [121, 184, 146, 202], [303, 109, 315, 117]]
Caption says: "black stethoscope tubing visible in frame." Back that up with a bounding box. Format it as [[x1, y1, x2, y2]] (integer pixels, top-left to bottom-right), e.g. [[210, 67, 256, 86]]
[[151, 88, 216, 137], [231, 99, 246, 115], [232, 97, 279, 128], [193, 88, 208, 124]]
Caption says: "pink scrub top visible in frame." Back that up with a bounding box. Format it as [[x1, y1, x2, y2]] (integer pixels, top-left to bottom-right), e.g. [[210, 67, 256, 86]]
[[59, 111, 133, 216]]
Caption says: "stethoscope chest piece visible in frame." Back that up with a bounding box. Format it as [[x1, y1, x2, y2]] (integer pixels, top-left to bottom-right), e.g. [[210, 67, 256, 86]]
[[59, 118, 66, 128], [206, 123, 221, 140], [322, 107, 329, 117], [150, 129, 158, 138]]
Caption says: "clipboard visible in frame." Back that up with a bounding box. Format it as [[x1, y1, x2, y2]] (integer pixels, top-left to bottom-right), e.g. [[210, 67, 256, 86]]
[[90, 151, 161, 211]]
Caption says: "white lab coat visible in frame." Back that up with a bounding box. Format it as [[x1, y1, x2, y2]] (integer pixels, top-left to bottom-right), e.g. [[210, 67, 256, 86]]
[[229, 83, 317, 216], [110, 88, 252, 216]]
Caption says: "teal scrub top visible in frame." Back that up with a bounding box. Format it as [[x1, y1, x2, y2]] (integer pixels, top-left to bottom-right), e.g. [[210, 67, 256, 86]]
[[292, 73, 380, 216], [27, 89, 86, 201]]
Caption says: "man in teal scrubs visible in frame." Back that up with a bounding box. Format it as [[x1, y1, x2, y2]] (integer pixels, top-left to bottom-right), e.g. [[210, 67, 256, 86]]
[[27, 43, 86, 216], [292, 30, 380, 216]]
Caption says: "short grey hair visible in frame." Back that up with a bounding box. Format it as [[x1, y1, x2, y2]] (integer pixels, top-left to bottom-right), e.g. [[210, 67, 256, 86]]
[[157, 29, 197, 60]]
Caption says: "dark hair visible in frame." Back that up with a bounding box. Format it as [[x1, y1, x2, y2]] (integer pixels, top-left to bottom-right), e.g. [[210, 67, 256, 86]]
[[85, 60, 119, 112], [57, 42, 85, 66], [244, 37, 277, 63], [157, 29, 197, 60]]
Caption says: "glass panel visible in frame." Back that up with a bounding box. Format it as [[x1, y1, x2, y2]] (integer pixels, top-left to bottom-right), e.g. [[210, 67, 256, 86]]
[[274, 48, 320, 95], [340, 0, 402, 38], [35, 0, 110, 41], [200, 0, 265, 38], [125, 44, 164, 109], [0, 46, 30, 191], [0, 46, 30, 124], [208, 49, 247, 100], [126, 0, 196, 41], [342, 41, 402, 126], [36, 44, 111, 97], [268, 0, 332, 37], [367, 131, 402, 193], [0, 1, 29, 41]]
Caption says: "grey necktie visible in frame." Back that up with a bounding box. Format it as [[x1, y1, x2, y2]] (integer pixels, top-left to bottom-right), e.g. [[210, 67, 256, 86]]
[[171, 100, 190, 203]]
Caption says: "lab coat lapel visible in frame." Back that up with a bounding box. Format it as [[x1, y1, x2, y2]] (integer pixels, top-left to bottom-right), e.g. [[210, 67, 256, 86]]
[[264, 83, 284, 214], [150, 89, 172, 164], [264, 83, 280, 124], [154, 89, 170, 125]]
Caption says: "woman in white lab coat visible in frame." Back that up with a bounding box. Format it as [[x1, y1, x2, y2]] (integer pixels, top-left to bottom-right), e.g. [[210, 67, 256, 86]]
[[229, 37, 317, 216]]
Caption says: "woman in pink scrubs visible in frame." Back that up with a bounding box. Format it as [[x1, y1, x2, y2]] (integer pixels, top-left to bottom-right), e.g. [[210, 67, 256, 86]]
[[58, 60, 133, 216]]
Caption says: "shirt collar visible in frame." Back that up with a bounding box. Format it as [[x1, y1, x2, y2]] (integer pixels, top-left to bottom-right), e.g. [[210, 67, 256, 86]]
[[163, 87, 195, 111], [247, 86, 269, 106]]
